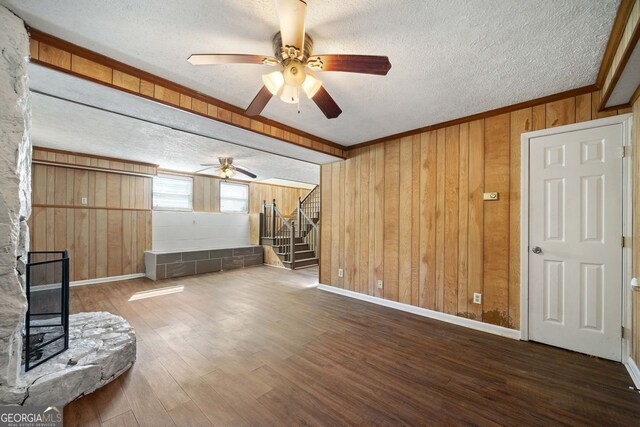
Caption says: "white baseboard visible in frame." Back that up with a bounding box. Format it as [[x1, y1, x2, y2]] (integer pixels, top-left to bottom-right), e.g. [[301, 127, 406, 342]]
[[71, 273, 146, 287], [317, 284, 521, 340], [625, 357, 640, 390]]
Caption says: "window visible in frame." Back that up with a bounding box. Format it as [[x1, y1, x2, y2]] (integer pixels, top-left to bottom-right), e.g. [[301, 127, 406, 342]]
[[152, 174, 193, 210], [220, 182, 249, 213]]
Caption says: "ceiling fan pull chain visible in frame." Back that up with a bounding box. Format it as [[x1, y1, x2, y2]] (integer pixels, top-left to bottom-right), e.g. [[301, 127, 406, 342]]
[[297, 87, 301, 114]]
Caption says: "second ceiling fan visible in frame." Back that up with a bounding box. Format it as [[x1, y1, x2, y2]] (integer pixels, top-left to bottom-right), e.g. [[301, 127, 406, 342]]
[[188, 0, 391, 119], [196, 158, 257, 179]]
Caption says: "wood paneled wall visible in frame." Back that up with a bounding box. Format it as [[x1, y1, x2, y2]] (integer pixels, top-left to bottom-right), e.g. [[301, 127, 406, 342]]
[[632, 97, 640, 364], [30, 148, 313, 282], [320, 90, 631, 330], [191, 173, 310, 216], [191, 174, 312, 247], [249, 183, 310, 215], [32, 147, 158, 175], [30, 148, 153, 282]]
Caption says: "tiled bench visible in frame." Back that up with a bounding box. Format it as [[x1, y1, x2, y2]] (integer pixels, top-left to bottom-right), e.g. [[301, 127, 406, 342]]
[[144, 246, 263, 281]]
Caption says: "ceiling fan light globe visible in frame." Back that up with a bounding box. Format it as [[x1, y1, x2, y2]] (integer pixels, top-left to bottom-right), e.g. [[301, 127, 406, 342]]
[[283, 61, 306, 86], [302, 74, 322, 98], [280, 84, 299, 104], [262, 71, 285, 95]]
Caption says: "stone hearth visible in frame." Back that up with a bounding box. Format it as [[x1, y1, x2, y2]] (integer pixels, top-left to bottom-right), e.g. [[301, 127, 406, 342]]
[[0, 5, 136, 406], [0, 312, 136, 406]]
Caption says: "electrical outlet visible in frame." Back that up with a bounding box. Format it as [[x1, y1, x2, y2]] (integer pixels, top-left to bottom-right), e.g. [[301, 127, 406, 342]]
[[338, 269, 344, 278], [377, 280, 383, 289], [473, 293, 482, 304], [81, 197, 88, 205]]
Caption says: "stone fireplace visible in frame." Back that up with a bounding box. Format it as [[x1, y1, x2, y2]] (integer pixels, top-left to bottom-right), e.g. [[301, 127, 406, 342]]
[[0, 5, 136, 406], [0, 3, 31, 392]]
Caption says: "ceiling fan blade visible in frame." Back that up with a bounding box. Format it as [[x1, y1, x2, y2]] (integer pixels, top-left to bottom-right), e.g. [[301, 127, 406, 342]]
[[194, 166, 217, 174], [200, 163, 219, 166], [234, 166, 257, 179], [312, 86, 342, 119], [307, 54, 392, 75], [245, 86, 273, 116], [275, 0, 307, 50], [187, 54, 278, 66]]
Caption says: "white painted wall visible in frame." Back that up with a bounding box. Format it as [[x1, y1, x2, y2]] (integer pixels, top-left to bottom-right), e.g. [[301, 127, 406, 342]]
[[152, 211, 250, 252]]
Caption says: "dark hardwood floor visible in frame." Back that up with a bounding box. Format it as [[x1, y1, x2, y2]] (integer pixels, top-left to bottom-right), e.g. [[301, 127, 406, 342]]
[[64, 266, 640, 426]]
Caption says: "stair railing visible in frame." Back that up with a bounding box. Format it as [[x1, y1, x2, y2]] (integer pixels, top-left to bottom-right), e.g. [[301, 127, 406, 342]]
[[261, 199, 296, 267], [298, 205, 319, 258], [299, 185, 320, 222]]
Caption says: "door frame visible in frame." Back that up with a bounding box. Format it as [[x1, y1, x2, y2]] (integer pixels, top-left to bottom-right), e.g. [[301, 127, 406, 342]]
[[519, 114, 633, 362]]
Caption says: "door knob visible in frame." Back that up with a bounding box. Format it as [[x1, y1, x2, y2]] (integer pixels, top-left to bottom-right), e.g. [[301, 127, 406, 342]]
[[531, 246, 542, 254]]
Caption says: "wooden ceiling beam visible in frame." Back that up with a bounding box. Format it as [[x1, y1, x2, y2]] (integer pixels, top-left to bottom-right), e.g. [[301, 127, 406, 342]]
[[28, 28, 348, 159]]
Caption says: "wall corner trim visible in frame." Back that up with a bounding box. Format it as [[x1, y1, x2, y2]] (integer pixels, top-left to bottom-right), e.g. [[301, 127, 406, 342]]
[[317, 284, 521, 340], [625, 357, 640, 390], [70, 273, 146, 287]]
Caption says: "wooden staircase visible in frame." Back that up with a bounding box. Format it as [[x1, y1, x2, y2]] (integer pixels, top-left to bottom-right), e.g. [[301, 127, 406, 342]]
[[260, 186, 320, 269]]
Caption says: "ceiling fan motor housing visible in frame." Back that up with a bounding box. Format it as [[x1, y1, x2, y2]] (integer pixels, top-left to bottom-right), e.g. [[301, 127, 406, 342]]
[[272, 31, 314, 62]]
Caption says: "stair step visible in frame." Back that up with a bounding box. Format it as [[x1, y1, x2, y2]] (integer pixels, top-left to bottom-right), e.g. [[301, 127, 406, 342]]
[[261, 237, 304, 245], [274, 243, 310, 252], [282, 257, 318, 269], [276, 250, 316, 261]]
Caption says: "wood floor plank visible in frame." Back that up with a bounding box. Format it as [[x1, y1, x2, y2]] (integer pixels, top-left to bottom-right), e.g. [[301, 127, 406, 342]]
[[66, 267, 640, 426], [203, 369, 280, 425], [137, 358, 191, 411], [167, 401, 213, 427], [64, 393, 101, 427], [101, 410, 139, 427], [119, 368, 176, 427], [91, 377, 131, 423]]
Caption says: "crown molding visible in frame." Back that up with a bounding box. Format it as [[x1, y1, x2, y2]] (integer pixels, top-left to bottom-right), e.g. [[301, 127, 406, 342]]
[[596, 0, 637, 88], [347, 85, 598, 151]]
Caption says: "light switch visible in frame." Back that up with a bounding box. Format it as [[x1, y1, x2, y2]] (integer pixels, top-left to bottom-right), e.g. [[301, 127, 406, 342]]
[[483, 192, 499, 201]]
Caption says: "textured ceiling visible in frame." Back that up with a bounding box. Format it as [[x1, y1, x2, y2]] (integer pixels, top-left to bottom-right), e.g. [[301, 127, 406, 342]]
[[29, 65, 323, 185], [3, 0, 619, 145], [29, 64, 337, 167], [31, 92, 320, 185]]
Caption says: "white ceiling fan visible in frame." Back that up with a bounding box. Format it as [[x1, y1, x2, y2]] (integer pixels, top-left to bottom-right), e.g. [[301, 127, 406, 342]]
[[187, 0, 392, 119]]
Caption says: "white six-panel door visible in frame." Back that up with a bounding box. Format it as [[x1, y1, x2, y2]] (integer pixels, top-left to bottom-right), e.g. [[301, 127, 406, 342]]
[[528, 124, 623, 361]]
